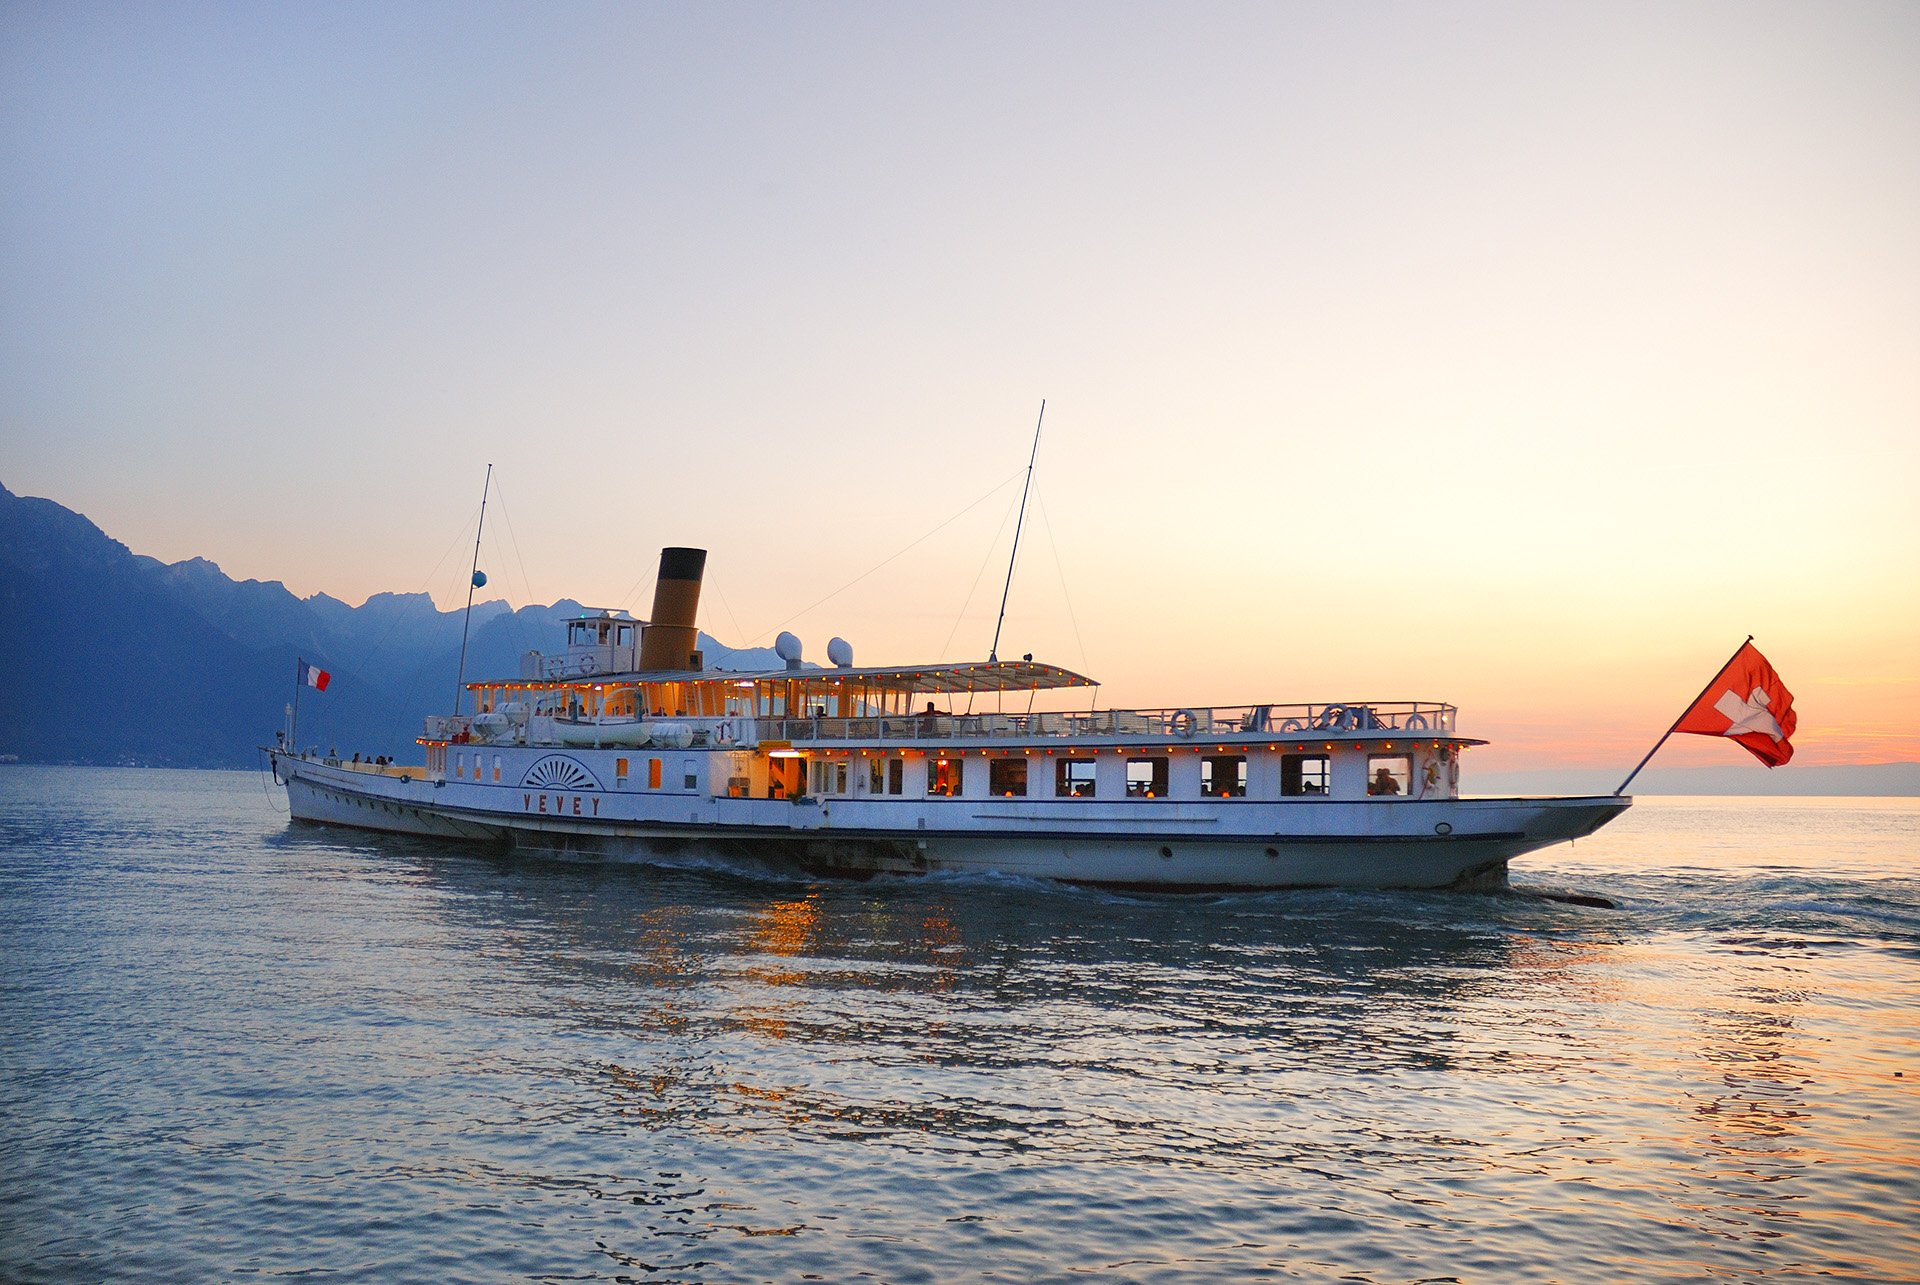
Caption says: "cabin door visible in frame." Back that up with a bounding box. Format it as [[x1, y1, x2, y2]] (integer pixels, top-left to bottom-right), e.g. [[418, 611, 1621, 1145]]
[[766, 756, 802, 800]]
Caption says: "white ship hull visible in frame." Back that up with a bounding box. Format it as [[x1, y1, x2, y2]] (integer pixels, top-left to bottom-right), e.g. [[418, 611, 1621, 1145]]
[[272, 546, 1634, 893], [274, 752, 1625, 892]]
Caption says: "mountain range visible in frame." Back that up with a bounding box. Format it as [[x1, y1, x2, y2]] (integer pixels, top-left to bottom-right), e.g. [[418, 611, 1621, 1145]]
[[0, 481, 775, 767], [2, 481, 1913, 794]]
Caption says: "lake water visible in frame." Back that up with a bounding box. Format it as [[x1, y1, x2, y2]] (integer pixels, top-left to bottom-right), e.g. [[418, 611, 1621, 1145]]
[[2, 766, 1916, 1282]]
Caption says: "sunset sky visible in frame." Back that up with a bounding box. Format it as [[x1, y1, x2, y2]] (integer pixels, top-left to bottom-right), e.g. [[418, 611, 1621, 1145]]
[[3, 3, 1915, 772]]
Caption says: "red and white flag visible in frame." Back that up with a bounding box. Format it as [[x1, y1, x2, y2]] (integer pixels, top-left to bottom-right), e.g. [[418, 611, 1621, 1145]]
[[298, 659, 331, 692], [1673, 641, 1796, 767]]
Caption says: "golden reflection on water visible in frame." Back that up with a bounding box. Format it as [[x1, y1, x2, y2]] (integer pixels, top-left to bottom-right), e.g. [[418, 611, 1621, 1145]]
[[1520, 931, 1920, 1275], [16, 769, 1920, 1280], [730, 895, 821, 1040], [747, 895, 819, 965], [393, 827, 1918, 1278]]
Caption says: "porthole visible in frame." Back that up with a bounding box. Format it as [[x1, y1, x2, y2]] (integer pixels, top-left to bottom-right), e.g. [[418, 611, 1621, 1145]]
[[1435, 822, 1453, 836], [1159, 845, 1173, 859]]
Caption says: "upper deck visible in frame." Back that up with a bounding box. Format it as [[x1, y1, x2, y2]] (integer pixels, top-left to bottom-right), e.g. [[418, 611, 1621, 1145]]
[[447, 632, 1472, 748], [747, 700, 1464, 746]]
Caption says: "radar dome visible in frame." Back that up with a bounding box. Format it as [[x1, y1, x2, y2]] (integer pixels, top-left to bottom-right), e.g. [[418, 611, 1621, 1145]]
[[827, 637, 853, 667]]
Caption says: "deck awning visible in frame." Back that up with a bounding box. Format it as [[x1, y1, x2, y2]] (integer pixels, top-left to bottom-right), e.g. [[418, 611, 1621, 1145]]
[[733, 659, 1099, 695], [472, 658, 1098, 694]]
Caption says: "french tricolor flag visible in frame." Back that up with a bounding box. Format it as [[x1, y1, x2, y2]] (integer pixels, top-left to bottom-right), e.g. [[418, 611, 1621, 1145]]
[[298, 659, 331, 692]]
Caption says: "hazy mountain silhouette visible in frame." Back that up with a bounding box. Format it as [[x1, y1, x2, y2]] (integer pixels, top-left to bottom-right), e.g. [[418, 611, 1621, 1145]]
[[4, 481, 1908, 794], [0, 482, 772, 767]]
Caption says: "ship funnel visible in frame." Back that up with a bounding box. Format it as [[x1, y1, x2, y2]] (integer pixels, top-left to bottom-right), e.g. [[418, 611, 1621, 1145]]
[[638, 547, 707, 671]]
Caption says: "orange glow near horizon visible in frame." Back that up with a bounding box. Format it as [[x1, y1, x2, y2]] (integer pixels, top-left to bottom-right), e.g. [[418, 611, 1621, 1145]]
[[4, 7, 1914, 777]]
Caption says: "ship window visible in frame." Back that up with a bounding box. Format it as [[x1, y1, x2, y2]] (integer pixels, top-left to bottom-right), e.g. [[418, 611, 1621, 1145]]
[[1126, 757, 1168, 798], [616, 757, 629, 784], [1281, 753, 1329, 795], [683, 760, 698, 790], [989, 757, 1028, 798], [493, 755, 502, 783], [1368, 754, 1411, 796], [1056, 759, 1096, 798], [870, 756, 906, 794], [1201, 755, 1247, 798], [928, 757, 964, 797], [648, 757, 663, 789], [455, 752, 465, 778]]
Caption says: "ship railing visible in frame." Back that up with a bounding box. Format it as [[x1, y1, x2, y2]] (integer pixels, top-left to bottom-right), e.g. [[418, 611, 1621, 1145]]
[[338, 760, 418, 778], [753, 701, 1457, 745]]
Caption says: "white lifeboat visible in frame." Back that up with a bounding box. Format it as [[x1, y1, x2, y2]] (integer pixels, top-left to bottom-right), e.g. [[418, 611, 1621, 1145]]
[[550, 717, 654, 747]]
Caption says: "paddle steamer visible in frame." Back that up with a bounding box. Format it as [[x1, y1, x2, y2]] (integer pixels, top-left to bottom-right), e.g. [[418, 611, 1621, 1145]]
[[269, 547, 1628, 890]]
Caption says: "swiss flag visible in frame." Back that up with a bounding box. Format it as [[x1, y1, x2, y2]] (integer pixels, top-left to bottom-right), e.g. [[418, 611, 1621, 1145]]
[[1673, 641, 1796, 767]]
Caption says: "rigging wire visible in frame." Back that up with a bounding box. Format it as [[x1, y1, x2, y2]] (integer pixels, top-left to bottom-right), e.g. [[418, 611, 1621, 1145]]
[[616, 564, 653, 617], [1034, 485, 1098, 713], [937, 490, 1021, 662], [335, 501, 478, 754], [706, 578, 749, 653], [476, 479, 552, 674], [487, 474, 539, 610], [1034, 485, 1091, 676], [452, 465, 493, 717], [356, 495, 489, 755], [402, 509, 477, 620], [744, 470, 1023, 646]]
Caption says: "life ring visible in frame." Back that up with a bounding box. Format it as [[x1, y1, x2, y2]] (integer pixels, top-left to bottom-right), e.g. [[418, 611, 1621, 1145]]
[[1168, 709, 1199, 738], [713, 719, 735, 746], [1278, 718, 1304, 734], [1315, 704, 1350, 731], [1405, 713, 1429, 731], [575, 655, 599, 676]]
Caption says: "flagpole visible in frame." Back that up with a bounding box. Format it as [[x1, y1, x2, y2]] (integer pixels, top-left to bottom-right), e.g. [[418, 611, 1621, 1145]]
[[1613, 634, 1753, 796], [291, 656, 305, 755]]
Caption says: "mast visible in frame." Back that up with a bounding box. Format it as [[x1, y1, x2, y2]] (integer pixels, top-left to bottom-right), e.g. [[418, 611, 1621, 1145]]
[[452, 464, 493, 717], [989, 400, 1045, 664], [289, 661, 303, 751]]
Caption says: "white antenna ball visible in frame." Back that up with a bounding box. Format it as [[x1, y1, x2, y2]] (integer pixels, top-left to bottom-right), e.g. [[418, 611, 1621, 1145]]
[[774, 632, 803, 662], [827, 637, 853, 667]]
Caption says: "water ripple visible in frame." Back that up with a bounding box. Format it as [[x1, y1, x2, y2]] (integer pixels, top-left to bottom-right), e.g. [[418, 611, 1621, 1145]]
[[2, 772, 1918, 1281]]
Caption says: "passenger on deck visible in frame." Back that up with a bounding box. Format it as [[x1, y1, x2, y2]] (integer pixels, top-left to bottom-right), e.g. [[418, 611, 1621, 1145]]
[[1369, 767, 1401, 796]]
